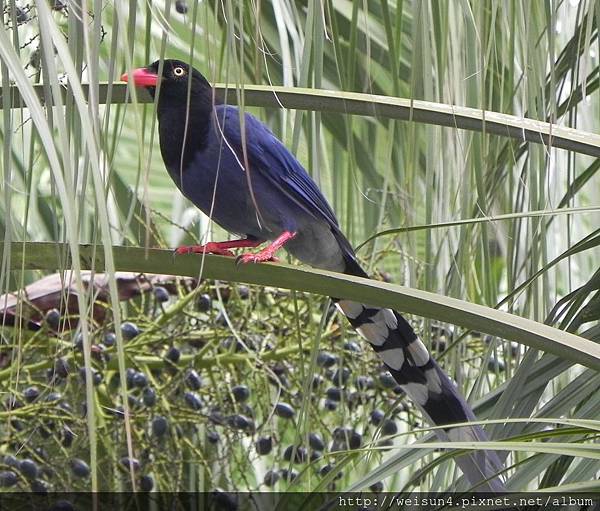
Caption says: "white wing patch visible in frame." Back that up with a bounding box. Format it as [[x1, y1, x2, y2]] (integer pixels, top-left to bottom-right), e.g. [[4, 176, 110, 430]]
[[336, 301, 364, 319], [379, 347, 405, 370], [424, 367, 442, 394], [356, 323, 389, 346], [402, 381, 429, 406], [407, 338, 430, 367], [376, 309, 398, 330]]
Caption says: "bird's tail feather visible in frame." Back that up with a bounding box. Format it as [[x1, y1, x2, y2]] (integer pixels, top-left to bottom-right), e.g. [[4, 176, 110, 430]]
[[335, 254, 505, 491]]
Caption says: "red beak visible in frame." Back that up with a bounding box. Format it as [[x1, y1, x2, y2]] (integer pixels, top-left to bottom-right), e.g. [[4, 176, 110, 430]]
[[120, 68, 159, 87]]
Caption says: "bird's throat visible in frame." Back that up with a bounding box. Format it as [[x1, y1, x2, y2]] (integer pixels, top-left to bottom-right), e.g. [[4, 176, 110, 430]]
[[157, 99, 212, 176]]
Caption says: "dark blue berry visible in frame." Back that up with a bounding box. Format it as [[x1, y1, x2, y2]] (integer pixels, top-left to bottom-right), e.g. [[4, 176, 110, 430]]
[[378, 371, 396, 389], [142, 387, 157, 407], [104, 332, 116, 347], [255, 436, 272, 455], [79, 366, 101, 384], [331, 367, 351, 386], [93, 371, 103, 386], [283, 445, 307, 463], [237, 286, 250, 299], [3, 455, 19, 468], [382, 419, 398, 436], [196, 294, 212, 312], [62, 427, 74, 448], [311, 375, 323, 389], [121, 322, 140, 340], [274, 402, 295, 419], [370, 409, 385, 426], [19, 459, 39, 479], [308, 432, 325, 452], [370, 481, 384, 492], [128, 394, 141, 408], [70, 458, 90, 478], [30, 479, 48, 494], [175, 0, 188, 14], [231, 385, 250, 402], [263, 470, 279, 487], [58, 400, 72, 414], [343, 341, 361, 353], [126, 368, 137, 388], [355, 375, 374, 391], [153, 286, 170, 303], [272, 362, 286, 376], [140, 474, 154, 492], [45, 392, 61, 402], [207, 431, 220, 444], [151, 416, 169, 437], [133, 372, 148, 388], [23, 386, 39, 403], [54, 358, 70, 378], [348, 392, 367, 408], [324, 399, 337, 411], [319, 464, 342, 479], [316, 351, 336, 368], [0, 470, 18, 487], [45, 309, 61, 330], [348, 431, 362, 449], [165, 346, 181, 363], [279, 468, 298, 482], [73, 334, 84, 351], [184, 392, 202, 411], [326, 387, 342, 402], [119, 457, 140, 472], [333, 427, 362, 449], [208, 409, 225, 425], [185, 369, 203, 390], [227, 414, 253, 431]]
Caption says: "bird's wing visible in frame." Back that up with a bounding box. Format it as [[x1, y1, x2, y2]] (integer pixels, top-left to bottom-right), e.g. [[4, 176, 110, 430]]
[[215, 105, 340, 230]]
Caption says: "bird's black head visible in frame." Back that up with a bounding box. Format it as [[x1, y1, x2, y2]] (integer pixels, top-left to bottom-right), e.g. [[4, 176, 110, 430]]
[[121, 59, 212, 103], [121, 59, 215, 173]]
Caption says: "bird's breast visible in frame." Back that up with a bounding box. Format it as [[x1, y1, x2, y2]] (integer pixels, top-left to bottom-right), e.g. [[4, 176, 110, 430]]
[[166, 145, 268, 237]]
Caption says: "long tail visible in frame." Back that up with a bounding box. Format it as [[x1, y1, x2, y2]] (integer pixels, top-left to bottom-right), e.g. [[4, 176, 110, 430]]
[[335, 255, 506, 492]]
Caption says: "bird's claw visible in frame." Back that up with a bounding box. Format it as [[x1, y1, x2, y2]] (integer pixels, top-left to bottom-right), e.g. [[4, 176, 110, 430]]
[[173, 245, 235, 257], [236, 252, 279, 265]]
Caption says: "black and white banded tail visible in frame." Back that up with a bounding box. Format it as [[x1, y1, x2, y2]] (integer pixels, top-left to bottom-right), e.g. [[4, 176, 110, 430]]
[[336, 259, 506, 492]]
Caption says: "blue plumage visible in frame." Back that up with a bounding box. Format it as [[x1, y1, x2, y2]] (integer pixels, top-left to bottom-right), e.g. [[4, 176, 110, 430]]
[[123, 59, 506, 491]]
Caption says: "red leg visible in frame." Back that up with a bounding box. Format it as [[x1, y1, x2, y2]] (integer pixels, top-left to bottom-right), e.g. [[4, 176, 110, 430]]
[[175, 238, 263, 257], [236, 231, 297, 264]]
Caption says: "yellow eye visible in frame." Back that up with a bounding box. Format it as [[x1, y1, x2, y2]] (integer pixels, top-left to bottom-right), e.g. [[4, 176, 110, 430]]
[[173, 66, 185, 77]]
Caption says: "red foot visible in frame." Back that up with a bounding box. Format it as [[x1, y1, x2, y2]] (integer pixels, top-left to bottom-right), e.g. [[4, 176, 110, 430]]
[[174, 238, 263, 257], [175, 244, 235, 257], [236, 231, 296, 265], [237, 252, 280, 264]]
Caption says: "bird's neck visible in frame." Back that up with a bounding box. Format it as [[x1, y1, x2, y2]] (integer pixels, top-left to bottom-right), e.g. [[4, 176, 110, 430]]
[[157, 93, 214, 176]]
